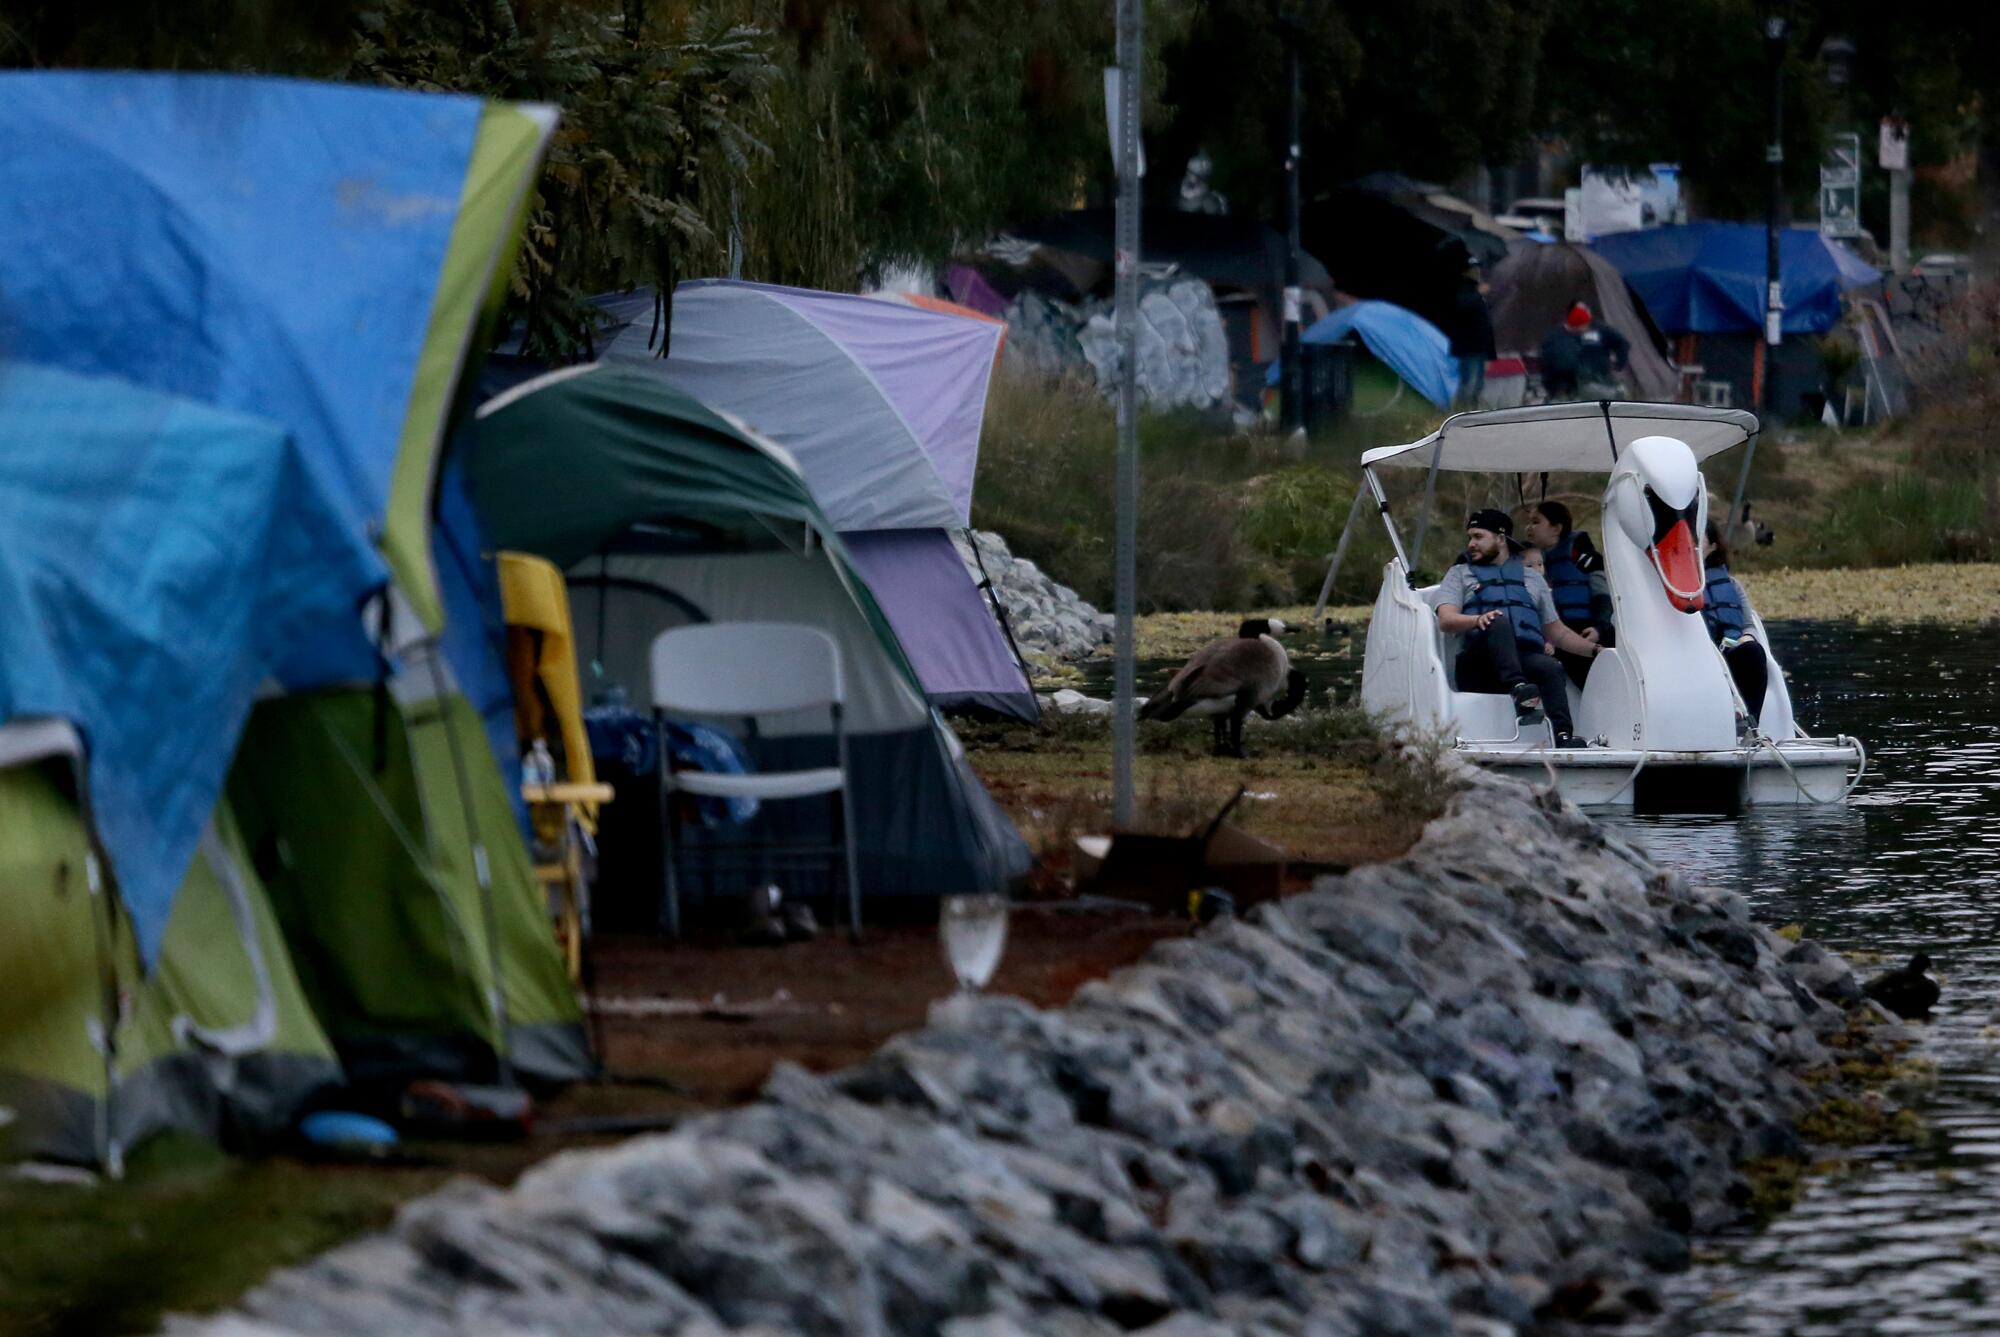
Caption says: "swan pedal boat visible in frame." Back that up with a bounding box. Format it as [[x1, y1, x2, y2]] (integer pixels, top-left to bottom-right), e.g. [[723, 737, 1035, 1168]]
[[1353, 402, 1866, 810]]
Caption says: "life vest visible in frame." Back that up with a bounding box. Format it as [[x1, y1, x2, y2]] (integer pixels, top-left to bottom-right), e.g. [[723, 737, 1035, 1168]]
[[1542, 534, 1594, 627], [1461, 556, 1545, 650], [1701, 563, 1748, 641]]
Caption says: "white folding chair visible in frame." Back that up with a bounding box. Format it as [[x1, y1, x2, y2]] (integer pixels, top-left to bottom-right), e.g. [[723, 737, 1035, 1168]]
[[648, 622, 861, 941]]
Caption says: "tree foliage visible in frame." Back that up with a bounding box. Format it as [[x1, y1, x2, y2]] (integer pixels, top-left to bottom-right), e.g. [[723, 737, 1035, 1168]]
[[1, 0, 1165, 351], [1158, 0, 1998, 239]]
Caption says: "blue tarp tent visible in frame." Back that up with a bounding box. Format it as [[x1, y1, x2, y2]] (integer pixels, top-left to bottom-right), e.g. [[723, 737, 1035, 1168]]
[[1592, 222, 1882, 336], [0, 72, 555, 960], [1268, 300, 1459, 410], [0, 364, 374, 959]]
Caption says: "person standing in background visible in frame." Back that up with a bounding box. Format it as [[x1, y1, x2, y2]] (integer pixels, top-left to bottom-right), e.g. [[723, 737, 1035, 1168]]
[[1446, 257, 1496, 408]]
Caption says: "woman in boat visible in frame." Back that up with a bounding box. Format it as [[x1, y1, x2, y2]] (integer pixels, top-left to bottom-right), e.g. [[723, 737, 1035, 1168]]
[[1523, 500, 1613, 688], [1702, 519, 1770, 732]]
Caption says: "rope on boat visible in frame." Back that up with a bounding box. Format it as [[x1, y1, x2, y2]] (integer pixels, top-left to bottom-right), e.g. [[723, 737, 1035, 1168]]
[[1754, 732, 1869, 805]]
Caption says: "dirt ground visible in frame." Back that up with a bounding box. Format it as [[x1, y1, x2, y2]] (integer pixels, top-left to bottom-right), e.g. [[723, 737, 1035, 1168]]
[[579, 909, 1193, 1108]]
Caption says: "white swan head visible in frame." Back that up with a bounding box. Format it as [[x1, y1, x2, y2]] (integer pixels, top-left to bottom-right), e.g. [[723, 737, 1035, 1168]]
[[1609, 434, 1708, 613]]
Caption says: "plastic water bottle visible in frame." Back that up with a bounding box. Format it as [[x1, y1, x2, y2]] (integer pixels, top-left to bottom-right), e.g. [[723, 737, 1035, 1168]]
[[523, 738, 556, 787]]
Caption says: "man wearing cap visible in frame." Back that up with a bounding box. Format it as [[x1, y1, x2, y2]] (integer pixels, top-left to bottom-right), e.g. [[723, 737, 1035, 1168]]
[[1435, 509, 1602, 747], [1537, 303, 1630, 401]]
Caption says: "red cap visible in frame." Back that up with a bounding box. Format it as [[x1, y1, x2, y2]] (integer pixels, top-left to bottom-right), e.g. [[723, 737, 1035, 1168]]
[[1566, 302, 1593, 330]]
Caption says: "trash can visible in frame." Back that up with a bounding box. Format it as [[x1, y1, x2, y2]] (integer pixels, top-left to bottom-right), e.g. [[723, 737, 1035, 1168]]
[[1301, 341, 1353, 434]]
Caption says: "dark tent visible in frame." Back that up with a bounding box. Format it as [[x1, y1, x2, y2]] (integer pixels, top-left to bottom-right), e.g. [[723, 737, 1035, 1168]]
[[1004, 209, 1332, 304], [1486, 241, 1679, 401], [1308, 177, 1523, 333], [468, 364, 1032, 923]]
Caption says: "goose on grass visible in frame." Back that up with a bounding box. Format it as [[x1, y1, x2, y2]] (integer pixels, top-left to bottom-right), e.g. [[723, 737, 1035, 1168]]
[[1138, 618, 1307, 757]]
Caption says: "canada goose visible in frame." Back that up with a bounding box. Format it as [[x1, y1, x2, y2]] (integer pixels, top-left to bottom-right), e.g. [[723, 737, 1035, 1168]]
[[1138, 618, 1307, 757], [1862, 953, 1940, 1019], [1726, 503, 1775, 550]]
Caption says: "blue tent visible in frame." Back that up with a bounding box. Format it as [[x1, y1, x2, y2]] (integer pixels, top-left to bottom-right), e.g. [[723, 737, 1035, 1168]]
[[0, 364, 374, 959], [1592, 222, 1882, 336], [1268, 300, 1458, 409], [0, 73, 554, 960]]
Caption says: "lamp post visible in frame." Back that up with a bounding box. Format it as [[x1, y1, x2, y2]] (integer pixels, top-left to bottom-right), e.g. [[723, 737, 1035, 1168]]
[[1762, 11, 1787, 420], [1277, 10, 1304, 435], [1111, 0, 1143, 827]]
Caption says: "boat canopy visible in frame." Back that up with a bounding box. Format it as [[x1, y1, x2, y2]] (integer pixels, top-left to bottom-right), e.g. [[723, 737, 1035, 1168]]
[[1360, 402, 1758, 474]]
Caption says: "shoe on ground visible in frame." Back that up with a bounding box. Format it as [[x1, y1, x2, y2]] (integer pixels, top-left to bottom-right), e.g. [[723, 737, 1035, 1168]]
[[1553, 733, 1589, 749]]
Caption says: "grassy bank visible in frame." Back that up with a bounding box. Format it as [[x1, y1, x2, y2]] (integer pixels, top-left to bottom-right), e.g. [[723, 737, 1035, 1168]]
[[1087, 562, 2000, 668], [961, 706, 1445, 884], [973, 370, 2000, 615]]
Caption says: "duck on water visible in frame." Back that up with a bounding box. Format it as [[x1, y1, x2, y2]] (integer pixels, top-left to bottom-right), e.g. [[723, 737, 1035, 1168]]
[[1342, 402, 1866, 812], [1139, 618, 1307, 757]]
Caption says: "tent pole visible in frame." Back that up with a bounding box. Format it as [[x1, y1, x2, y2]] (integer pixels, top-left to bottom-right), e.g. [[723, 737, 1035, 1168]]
[[1311, 485, 1372, 622], [420, 642, 516, 1090], [1406, 439, 1445, 577], [964, 528, 1042, 718]]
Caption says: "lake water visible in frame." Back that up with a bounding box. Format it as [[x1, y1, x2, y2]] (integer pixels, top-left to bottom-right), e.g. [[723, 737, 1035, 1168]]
[[1087, 621, 2000, 1332], [1616, 621, 2000, 1336]]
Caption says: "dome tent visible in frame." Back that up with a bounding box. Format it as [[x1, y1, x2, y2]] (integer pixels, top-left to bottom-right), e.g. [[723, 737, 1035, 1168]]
[[599, 280, 1039, 722], [468, 364, 1031, 918], [0, 75, 585, 1166]]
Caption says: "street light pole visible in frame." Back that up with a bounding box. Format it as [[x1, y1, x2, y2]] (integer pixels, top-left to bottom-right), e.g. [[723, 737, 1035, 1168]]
[[1111, 0, 1143, 828], [1763, 11, 1787, 421], [1279, 18, 1304, 435]]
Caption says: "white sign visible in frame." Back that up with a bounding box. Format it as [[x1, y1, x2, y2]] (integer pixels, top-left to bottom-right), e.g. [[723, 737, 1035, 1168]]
[[1102, 68, 1146, 178], [1820, 132, 1862, 237], [1880, 119, 1910, 172]]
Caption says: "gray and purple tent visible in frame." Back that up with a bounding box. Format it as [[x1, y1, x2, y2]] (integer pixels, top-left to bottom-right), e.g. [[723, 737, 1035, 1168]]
[[600, 279, 1039, 722]]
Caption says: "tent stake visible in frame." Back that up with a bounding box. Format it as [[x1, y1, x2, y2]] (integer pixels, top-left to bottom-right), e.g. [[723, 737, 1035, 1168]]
[[1312, 485, 1372, 621]]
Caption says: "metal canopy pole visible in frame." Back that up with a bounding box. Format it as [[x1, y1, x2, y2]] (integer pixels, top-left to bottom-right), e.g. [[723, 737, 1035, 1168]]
[[1405, 439, 1446, 577], [1728, 428, 1763, 536], [1364, 468, 1413, 573], [1311, 484, 1372, 621], [1111, 0, 1143, 828]]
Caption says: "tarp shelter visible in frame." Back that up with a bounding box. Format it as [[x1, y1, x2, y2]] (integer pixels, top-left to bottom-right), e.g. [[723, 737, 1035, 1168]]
[[1485, 241, 1679, 401], [601, 279, 1039, 722], [1309, 176, 1522, 332], [1005, 209, 1333, 302], [468, 364, 1032, 917], [1591, 222, 1882, 336], [1594, 223, 1882, 419], [1270, 300, 1459, 410], [0, 75, 585, 1162]]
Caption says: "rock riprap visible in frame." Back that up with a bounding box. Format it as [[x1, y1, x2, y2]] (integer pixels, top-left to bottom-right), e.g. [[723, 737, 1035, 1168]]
[[954, 529, 1112, 666], [174, 771, 1882, 1337]]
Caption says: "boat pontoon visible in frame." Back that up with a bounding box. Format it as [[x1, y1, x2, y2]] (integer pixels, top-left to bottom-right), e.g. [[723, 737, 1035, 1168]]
[[1338, 402, 1865, 810]]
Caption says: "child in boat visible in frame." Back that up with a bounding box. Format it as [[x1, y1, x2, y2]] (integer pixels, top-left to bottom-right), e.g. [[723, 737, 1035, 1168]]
[[1523, 500, 1614, 687], [1702, 520, 1769, 732]]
